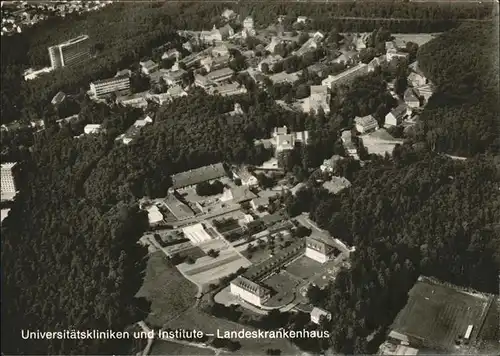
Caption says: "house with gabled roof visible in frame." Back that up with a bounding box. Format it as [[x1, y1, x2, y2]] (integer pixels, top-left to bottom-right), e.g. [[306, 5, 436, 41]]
[[230, 276, 271, 307], [385, 104, 410, 127], [305, 236, 339, 263]]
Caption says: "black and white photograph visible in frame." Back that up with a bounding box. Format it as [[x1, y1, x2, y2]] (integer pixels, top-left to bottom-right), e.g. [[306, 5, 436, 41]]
[[1, 0, 499, 355]]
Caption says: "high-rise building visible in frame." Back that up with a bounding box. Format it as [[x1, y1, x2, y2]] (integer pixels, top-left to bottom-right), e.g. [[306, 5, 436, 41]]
[[1, 162, 17, 202], [48, 35, 90, 69]]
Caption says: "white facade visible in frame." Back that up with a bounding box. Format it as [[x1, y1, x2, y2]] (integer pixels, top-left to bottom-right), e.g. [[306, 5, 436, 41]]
[[230, 283, 264, 306], [147, 205, 163, 225], [182, 223, 212, 244], [311, 307, 332, 324], [90, 76, 130, 98], [1, 162, 17, 202], [305, 247, 329, 263], [84, 124, 102, 134]]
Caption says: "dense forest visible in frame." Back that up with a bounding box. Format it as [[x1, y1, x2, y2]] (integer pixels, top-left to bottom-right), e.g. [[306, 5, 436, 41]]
[[1, 2, 499, 355], [1, 129, 151, 354], [284, 152, 500, 353], [414, 22, 499, 156]]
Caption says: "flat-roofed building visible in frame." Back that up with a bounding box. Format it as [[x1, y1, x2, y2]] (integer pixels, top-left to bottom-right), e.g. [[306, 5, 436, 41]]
[[48, 35, 90, 69], [147, 205, 163, 225], [182, 223, 213, 244], [90, 75, 130, 98], [322, 63, 369, 89], [115, 115, 153, 145], [209, 83, 247, 96], [230, 276, 271, 307], [163, 69, 187, 86], [1, 162, 17, 202], [170, 163, 226, 191], [355, 114, 378, 133], [305, 236, 338, 263], [139, 60, 159, 75]]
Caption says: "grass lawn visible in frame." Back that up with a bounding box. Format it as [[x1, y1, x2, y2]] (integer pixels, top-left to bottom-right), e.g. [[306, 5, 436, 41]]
[[166, 308, 301, 355], [150, 340, 214, 356], [285, 255, 324, 280], [136, 251, 197, 328]]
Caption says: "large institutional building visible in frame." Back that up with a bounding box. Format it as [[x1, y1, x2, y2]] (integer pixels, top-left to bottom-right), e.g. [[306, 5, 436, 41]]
[[230, 276, 271, 307], [305, 236, 338, 263], [89, 75, 130, 98], [1, 162, 17, 202], [182, 223, 213, 245], [48, 35, 91, 69]]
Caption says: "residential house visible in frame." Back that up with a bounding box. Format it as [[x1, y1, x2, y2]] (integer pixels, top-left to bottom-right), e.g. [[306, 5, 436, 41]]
[[250, 196, 269, 211], [83, 124, 102, 135], [115, 68, 132, 77], [415, 84, 433, 102], [242, 16, 256, 37], [320, 155, 343, 173], [265, 36, 283, 53], [323, 176, 351, 194], [332, 51, 358, 65], [306, 62, 329, 78], [302, 85, 330, 114], [276, 134, 295, 152], [221, 8, 236, 20], [167, 85, 187, 99], [258, 55, 283, 73], [321, 63, 368, 89], [404, 88, 420, 108], [182, 41, 193, 53], [294, 131, 310, 145], [355, 114, 378, 134], [295, 16, 308, 24], [341, 130, 358, 159], [163, 69, 186, 85], [269, 71, 301, 85], [227, 103, 244, 116], [162, 48, 181, 61], [230, 276, 271, 307], [295, 33, 323, 56], [201, 24, 234, 43], [386, 49, 409, 62], [355, 33, 368, 51], [408, 72, 427, 87], [139, 60, 159, 75], [385, 104, 410, 127], [272, 126, 288, 137], [209, 83, 247, 96], [368, 55, 386, 72], [233, 167, 258, 187], [170, 163, 226, 191], [310, 307, 332, 325], [212, 44, 229, 57]]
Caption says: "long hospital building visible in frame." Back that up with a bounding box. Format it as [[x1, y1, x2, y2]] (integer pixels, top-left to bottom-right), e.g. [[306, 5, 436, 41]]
[[48, 35, 91, 69], [89, 75, 130, 98]]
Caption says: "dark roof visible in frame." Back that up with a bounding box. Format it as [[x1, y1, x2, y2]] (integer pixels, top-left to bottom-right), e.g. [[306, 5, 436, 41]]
[[390, 104, 408, 118], [231, 276, 270, 297], [171, 163, 226, 189], [306, 236, 337, 255]]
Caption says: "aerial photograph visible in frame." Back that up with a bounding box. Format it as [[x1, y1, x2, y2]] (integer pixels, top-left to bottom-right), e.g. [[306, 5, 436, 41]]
[[0, 0, 499, 355]]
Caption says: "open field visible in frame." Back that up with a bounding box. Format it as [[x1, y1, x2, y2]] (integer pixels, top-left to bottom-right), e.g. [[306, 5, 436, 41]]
[[391, 278, 491, 351], [361, 129, 403, 157], [150, 340, 215, 356], [391, 33, 440, 46], [177, 238, 252, 286], [166, 308, 301, 355], [285, 255, 324, 280], [136, 252, 197, 328]]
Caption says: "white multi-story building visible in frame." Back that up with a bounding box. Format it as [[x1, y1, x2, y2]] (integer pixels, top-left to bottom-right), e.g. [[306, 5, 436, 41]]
[[230, 276, 271, 307], [84, 124, 102, 135], [89, 75, 130, 98], [355, 115, 378, 134], [305, 236, 337, 263], [48, 35, 90, 69], [1, 162, 17, 202]]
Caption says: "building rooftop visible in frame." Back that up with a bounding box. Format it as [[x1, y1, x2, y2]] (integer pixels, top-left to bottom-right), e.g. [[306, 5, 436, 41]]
[[355, 114, 378, 129], [311, 307, 331, 320], [206, 67, 234, 80], [389, 104, 409, 119], [322, 176, 351, 194], [91, 75, 129, 86], [306, 235, 338, 255], [171, 163, 226, 190], [231, 276, 270, 297]]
